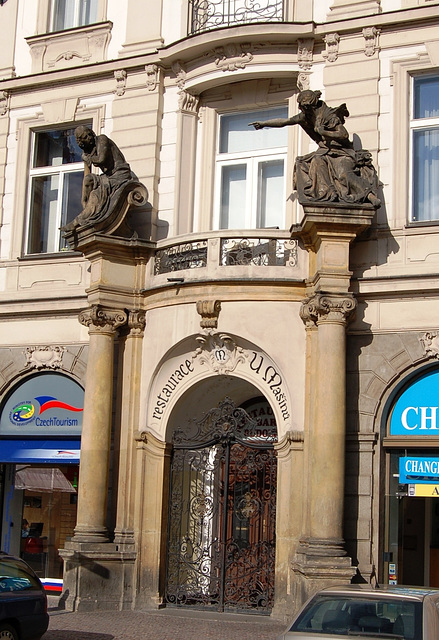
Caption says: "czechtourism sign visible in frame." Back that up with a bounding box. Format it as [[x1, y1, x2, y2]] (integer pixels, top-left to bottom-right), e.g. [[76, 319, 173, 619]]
[[390, 369, 439, 435], [0, 373, 84, 437]]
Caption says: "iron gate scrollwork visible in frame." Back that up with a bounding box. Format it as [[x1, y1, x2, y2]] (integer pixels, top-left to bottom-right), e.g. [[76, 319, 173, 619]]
[[165, 397, 277, 613]]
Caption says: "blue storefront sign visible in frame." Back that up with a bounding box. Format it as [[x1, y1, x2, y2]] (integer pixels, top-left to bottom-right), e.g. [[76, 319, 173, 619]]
[[390, 369, 439, 435], [399, 456, 439, 484], [0, 372, 83, 463]]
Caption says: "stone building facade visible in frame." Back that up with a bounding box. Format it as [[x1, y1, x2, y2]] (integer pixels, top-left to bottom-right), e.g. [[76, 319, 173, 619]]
[[0, 0, 439, 619]]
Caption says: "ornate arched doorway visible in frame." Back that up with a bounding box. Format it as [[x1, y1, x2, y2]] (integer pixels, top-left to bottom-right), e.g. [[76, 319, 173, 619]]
[[165, 397, 277, 613]]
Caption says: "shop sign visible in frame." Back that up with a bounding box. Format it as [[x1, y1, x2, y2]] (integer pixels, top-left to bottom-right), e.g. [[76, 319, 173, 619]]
[[0, 373, 83, 437], [399, 456, 439, 484], [408, 484, 439, 497], [390, 369, 439, 435]]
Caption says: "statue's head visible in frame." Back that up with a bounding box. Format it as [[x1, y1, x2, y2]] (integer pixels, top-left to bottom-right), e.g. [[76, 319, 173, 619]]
[[75, 125, 96, 151], [297, 90, 322, 112]]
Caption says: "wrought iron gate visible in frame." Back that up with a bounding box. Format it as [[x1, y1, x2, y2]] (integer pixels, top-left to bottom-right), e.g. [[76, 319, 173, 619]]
[[165, 397, 277, 613]]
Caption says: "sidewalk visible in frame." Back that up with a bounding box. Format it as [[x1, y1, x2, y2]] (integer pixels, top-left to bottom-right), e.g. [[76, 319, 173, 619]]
[[44, 600, 287, 640]]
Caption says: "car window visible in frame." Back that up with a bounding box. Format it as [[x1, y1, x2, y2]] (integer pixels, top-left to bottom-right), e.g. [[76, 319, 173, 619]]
[[290, 595, 422, 640], [0, 557, 41, 592]]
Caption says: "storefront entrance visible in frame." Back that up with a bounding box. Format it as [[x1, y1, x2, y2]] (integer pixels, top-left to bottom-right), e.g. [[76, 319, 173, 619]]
[[386, 450, 439, 587], [165, 397, 277, 613]]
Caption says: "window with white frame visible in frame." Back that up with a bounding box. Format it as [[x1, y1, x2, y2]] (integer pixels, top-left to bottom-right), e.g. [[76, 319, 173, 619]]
[[26, 124, 88, 254], [411, 75, 439, 222], [215, 107, 288, 230], [49, 0, 98, 31]]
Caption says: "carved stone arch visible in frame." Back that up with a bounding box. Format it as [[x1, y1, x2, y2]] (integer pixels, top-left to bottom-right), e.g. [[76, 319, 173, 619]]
[[144, 332, 296, 442]]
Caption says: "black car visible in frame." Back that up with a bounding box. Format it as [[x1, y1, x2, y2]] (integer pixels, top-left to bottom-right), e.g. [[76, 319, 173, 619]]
[[0, 552, 49, 640]]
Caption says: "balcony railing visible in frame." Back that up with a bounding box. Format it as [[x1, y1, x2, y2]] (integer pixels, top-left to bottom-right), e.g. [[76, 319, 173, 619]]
[[188, 0, 284, 35], [153, 232, 299, 280]]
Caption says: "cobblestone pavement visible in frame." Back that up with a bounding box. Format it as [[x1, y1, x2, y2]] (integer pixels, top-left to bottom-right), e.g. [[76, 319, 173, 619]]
[[44, 601, 286, 640]]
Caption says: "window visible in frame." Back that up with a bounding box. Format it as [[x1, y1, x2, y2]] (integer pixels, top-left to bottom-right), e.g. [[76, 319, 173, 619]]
[[26, 125, 86, 254], [49, 0, 98, 32], [215, 107, 288, 230], [411, 75, 439, 222]]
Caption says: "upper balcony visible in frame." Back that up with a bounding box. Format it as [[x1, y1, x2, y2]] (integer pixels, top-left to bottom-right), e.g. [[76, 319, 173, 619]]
[[147, 229, 306, 292], [188, 0, 285, 35]]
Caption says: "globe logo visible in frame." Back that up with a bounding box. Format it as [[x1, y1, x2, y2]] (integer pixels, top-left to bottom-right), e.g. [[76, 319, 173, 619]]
[[10, 402, 35, 424]]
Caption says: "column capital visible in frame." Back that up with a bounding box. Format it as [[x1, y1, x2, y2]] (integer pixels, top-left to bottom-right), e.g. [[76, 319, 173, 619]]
[[300, 293, 357, 327], [127, 309, 146, 336], [79, 305, 127, 335]]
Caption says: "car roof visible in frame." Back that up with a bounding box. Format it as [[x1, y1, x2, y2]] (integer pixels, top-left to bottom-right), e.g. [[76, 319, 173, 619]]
[[315, 584, 439, 602]]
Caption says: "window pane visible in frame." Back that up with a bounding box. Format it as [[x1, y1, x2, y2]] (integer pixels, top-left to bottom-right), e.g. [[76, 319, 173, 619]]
[[51, 0, 98, 31], [220, 108, 288, 154], [60, 171, 84, 248], [79, 0, 98, 26], [220, 164, 247, 229], [34, 128, 83, 168], [28, 175, 60, 254], [257, 160, 284, 228], [414, 76, 439, 119], [412, 128, 439, 221]]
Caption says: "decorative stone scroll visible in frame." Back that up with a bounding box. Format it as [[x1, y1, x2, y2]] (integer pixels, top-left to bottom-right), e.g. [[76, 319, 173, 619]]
[[363, 27, 380, 57], [323, 33, 340, 63], [114, 69, 127, 96], [196, 300, 221, 329], [79, 305, 127, 335], [213, 43, 253, 72]]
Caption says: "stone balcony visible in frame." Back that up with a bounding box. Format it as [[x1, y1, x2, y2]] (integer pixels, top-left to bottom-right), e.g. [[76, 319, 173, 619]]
[[147, 230, 306, 290]]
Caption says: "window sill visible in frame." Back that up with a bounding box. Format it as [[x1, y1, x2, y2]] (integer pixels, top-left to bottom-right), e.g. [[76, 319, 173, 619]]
[[26, 21, 113, 73], [405, 220, 439, 229], [17, 251, 83, 262]]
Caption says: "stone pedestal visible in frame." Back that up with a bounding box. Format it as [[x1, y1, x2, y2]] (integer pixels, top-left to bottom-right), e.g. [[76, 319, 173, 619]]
[[61, 542, 136, 611]]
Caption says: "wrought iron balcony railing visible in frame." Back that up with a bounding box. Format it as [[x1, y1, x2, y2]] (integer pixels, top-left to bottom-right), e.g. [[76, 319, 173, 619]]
[[153, 232, 298, 277], [188, 0, 285, 35]]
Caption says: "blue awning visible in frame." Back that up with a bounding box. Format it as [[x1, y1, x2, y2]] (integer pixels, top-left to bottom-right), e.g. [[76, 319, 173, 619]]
[[0, 439, 80, 463]]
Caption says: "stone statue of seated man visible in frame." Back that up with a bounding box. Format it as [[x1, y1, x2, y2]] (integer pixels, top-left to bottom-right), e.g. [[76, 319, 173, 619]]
[[62, 125, 136, 231]]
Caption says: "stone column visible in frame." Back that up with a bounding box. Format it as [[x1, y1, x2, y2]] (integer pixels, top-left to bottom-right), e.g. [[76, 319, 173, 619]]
[[307, 293, 356, 547], [73, 305, 127, 542], [113, 310, 146, 547]]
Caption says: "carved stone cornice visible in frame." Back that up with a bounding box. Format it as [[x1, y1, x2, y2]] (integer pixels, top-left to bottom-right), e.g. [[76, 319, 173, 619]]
[[196, 300, 221, 329], [172, 60, 186, 90], [300, 293, 357, 327], [79, 305, 127, 335]]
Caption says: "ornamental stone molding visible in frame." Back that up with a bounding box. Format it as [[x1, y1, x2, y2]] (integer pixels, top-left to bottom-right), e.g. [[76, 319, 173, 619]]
[[300, 293, 357, 327], [114, 69, 127, 96], [193, 332, 246, 374], [420, 331, 439, 359], [196, 300, 221, 329], [0, 91, 9, 116], [172, 60, 187, 90], [24, 345, 65, 369], [363, 27, 380, 57], [145, 64, 159, 91], [178, 90, 200, 114], [323, 33, 340, 63], [297, 73, 310, 92], [79, 305, 127, 334], [212, 43, 253, 72], [297, 38, 314, 71]]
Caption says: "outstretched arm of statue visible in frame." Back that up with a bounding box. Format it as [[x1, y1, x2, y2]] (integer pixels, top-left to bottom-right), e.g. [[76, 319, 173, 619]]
[[249, 114, 302, 130]]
